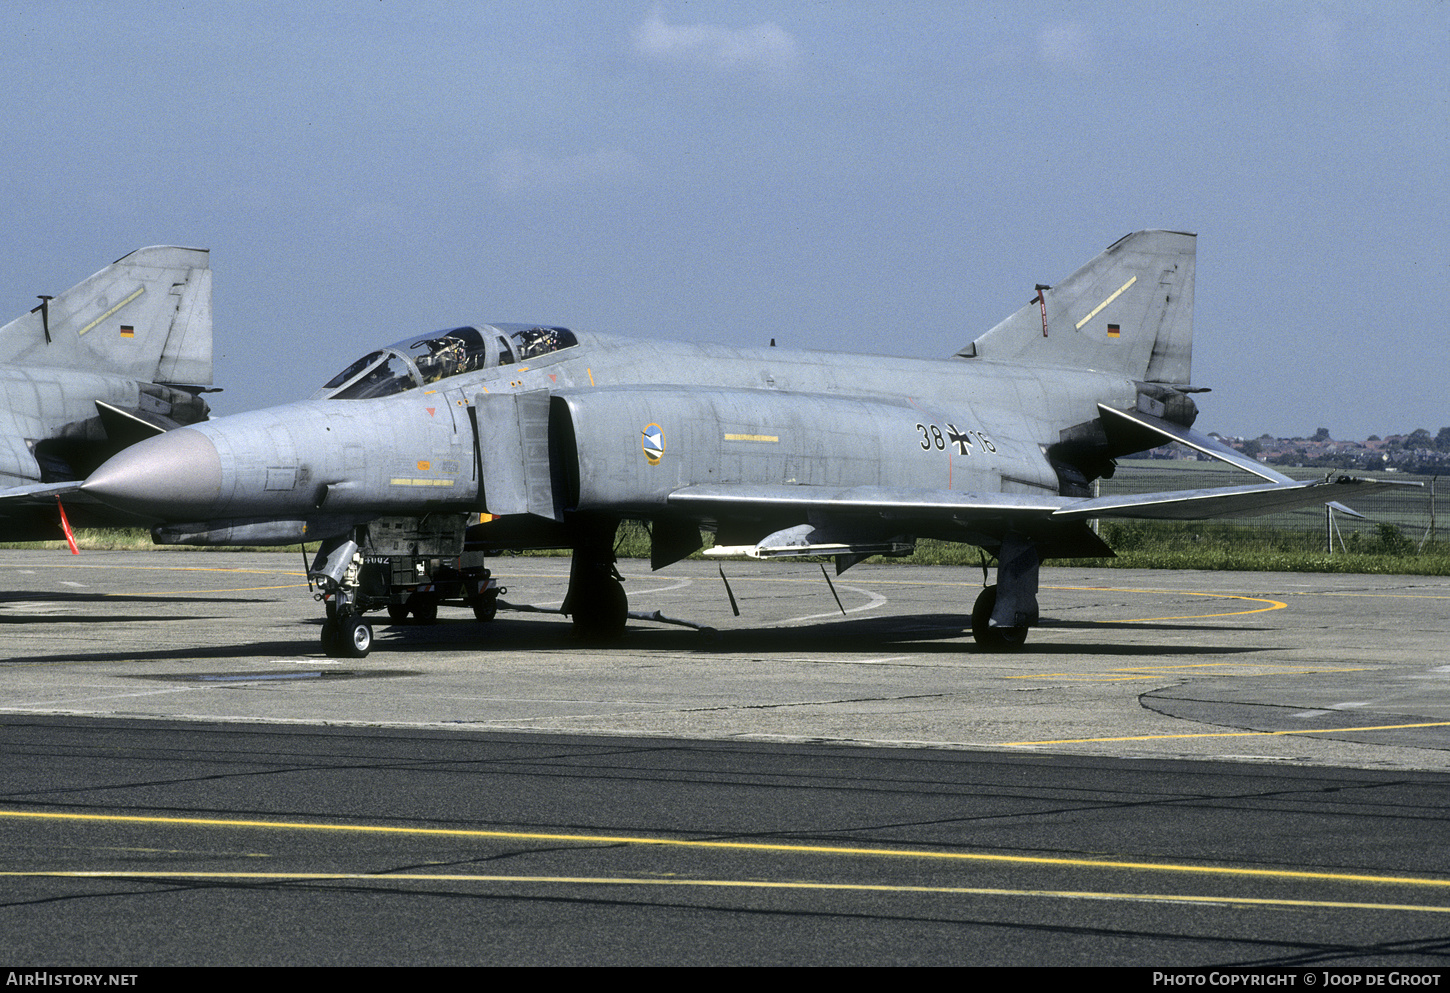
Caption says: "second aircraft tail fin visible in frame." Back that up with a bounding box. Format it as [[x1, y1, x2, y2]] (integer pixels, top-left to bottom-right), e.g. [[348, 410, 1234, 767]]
[[0, 246, 212, 386]]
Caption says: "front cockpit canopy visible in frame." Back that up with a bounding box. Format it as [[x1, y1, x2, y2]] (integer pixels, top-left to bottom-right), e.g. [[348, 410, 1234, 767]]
[[316, 324, 578, 400]]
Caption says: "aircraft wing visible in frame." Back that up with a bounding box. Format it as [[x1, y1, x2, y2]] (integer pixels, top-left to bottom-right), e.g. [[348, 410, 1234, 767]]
[[0, 481, 86, 505], [669, 475, 1409, 522], [669, 475, 1414, 562], [668, 484, 1064, 518], [0, 480, 142, 513]]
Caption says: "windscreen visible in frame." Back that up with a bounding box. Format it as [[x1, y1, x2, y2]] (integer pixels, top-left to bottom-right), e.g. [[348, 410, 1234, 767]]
[[329, 352, 420, 400]]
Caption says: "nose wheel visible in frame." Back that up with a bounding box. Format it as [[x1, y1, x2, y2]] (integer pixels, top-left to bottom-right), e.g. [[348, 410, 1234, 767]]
[[322, 614, 373, 658]]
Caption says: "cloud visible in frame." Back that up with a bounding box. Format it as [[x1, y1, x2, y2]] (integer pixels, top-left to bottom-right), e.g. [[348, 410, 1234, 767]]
[[632, 8, 799, 82], [489, 147, 644, 197]]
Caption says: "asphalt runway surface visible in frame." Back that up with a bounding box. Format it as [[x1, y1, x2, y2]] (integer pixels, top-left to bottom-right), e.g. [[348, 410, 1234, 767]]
[[1, 550, 1448, 966]]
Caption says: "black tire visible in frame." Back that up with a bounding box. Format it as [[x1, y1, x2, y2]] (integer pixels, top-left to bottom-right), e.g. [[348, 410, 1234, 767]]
[[971, 585, 1028, 652], [340, 617, 373, 658], [321, 620, 342, 657], [406, 593, 439, 625], [571, 578, 628, 641], [472, 590, 498, 622], [386, 604, 409, 623]]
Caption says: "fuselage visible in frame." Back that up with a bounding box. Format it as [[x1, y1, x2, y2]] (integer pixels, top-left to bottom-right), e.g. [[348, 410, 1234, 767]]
[[81, 327, 1139, 544]]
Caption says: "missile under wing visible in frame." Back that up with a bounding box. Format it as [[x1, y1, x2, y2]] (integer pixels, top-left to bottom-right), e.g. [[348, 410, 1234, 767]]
[[0, 247, 214, 540], [77, 231, 1406, 655]]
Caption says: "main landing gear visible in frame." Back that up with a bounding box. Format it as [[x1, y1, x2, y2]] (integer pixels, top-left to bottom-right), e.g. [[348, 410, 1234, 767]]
[[562, 524, 628, 641], [972, 533, 1040, 652], [971, 585, 1027, 651]]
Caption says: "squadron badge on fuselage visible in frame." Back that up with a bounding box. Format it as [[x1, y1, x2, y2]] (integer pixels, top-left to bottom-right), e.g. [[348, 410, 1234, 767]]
[[641, 423, 665, 466]]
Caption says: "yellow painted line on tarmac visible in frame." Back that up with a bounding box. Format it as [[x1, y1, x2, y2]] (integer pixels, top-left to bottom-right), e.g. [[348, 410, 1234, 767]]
[[1050, 585, 1288, 622], [5, 870, 1450, 914], [116, 584, 311, 596], [1115, 662, 1328, 672], [4, 808, 1450, 890], [1008, 676, 1164, 683], [1008, 663, 1371, 681], [1000, 721, 1450, 747], [715, 578, 1289, 623], [1299, 590, 1450, 601], [0, 562, 305, 576], [0, 560, 308, 596]]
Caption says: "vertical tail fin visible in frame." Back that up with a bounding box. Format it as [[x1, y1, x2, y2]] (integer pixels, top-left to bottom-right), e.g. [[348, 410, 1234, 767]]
[[0, 246, 212, 386], [957, 230, 1195, 385]]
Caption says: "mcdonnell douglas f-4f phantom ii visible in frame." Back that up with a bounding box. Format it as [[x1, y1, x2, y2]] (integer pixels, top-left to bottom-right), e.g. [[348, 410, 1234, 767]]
[[74, 230, 1399, 656], [0, 247, 213, 541]]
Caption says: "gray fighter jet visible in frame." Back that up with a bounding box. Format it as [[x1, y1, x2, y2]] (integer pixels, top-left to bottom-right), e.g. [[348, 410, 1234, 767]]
[[0, 247, 213, 540], [76, 231, 1397, 655]]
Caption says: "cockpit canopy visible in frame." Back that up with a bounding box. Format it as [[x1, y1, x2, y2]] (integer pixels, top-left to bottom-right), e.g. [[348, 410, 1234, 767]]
[[315, 324, 578, 400]]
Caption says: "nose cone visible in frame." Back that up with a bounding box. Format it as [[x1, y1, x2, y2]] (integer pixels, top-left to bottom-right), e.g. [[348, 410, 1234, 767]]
[[82, 427, 224, 520]]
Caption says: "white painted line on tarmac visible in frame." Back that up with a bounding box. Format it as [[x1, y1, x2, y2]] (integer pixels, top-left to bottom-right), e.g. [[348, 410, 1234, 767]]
[[5, 686, 201, 708], [625, 578, 693, 596]]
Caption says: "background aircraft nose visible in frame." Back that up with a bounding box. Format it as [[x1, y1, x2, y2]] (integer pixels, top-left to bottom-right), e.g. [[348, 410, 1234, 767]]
[[82, 427, 224, 520]]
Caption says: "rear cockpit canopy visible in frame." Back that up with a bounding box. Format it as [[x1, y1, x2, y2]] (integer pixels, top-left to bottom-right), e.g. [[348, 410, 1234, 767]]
[[315, 324, 578, 400]]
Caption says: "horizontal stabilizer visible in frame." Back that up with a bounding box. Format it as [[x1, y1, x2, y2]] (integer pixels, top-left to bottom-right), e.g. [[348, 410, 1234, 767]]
[[95, 400, 169, 448], [1098, 404, 1291, 482]]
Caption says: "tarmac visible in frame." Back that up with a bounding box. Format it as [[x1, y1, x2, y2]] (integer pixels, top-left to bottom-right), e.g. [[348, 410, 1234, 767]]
[[3, 550, 1446, 771]]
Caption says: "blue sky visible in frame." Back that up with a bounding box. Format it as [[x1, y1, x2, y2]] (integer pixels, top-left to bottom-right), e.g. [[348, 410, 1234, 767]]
[[3, 1, 1445, 440]]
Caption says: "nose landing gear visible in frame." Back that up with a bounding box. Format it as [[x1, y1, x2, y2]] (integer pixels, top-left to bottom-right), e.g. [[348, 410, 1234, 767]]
[[311, 535, 375, 658]]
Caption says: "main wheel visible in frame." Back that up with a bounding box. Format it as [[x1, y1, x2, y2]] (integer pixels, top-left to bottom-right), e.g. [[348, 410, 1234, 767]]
[[971, 585, 1028, 651], [386, 604, 409, 623], [571, 577, 628, 641]]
